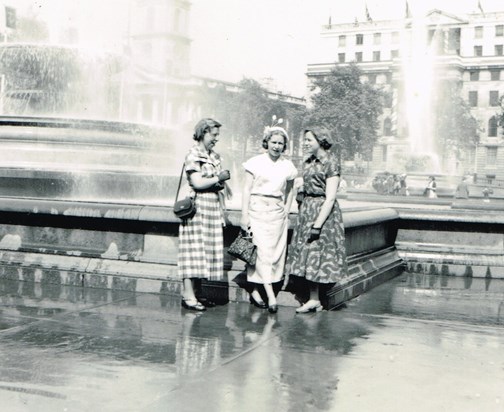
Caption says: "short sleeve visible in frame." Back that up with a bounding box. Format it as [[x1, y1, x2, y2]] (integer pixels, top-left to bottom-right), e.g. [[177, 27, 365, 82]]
[[326, 156, 341, 178], [243, 156, 261, 176], [185, 151, 201, 174], [286, 160, 299, 180]]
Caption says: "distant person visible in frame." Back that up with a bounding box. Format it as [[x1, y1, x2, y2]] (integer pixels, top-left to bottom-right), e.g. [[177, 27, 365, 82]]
[[177, 118, 231, 311], [482, 186, 493, 202], [285, 126, 347, 314], [393, 174, 401, 195], [399, 174, 409, 196], [454, 177, 470, 199], [240, 126, 298, 314], [386, 174, 395, 195], [424, 176, 437, 198], [338, 176, 347, 193]]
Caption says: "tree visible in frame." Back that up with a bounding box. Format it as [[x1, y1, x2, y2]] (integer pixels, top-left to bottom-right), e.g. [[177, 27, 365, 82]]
[[306, 63, 384, 160], [433, 80, 481, 164], [498, 95, 504, 133], [195, 78, 306, 157]]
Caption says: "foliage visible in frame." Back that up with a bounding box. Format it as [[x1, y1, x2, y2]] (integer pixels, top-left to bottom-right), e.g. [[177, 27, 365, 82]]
[[498, 95, 504, 131], [306, 63, 384, 160], [9, 16, 49, 43], [0, 45, 82, 114], [404, 154, 435, 173], [195, 78, 307, 156], [433, 80, 481, 160]]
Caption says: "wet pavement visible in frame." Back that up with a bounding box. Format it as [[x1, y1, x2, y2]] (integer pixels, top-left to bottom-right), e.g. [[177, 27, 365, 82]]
[[0, 273, 503, 412]]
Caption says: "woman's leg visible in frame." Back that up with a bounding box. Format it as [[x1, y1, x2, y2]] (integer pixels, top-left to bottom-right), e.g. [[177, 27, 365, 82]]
[[264, 283, 279, 313], [182, 278, 197, 301], [264, 283, 276, 306], [181, 278, 205, 311], [296, 283, 322, 313], [250, 285, 266, 305]]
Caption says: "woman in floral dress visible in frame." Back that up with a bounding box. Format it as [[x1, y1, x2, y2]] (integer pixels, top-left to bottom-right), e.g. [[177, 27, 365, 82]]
[[285, 126, 347, 313]]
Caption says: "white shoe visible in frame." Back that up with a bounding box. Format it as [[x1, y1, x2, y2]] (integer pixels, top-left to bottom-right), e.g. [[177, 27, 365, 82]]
[[295, 299, 322, 314]]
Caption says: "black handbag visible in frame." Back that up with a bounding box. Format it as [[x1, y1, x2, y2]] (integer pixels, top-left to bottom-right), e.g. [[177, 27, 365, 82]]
[[173, 164, 196, 220], [228, 230, 257, 265]]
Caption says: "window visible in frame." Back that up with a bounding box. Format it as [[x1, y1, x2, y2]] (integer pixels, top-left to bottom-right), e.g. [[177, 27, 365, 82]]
[[382, 145, 387, 162], [448, 28, 461, 54], [489, 91, 499, 107], [373, 33, 381, 45], [339, 35, 346, 47], [469, 91, 478, 107], [355, 52, 363, 62], [486, 147, 497, 164], [491, 69, 501, 80], [495, 45, 503, 56], [373, 51, 381, 61], [496, 25, 504, 37], [391, 49, 399, 59], [470, 71, 479, 81], [486, 174, 496, 184], [368, 74, 377, 84], [488, 117, 498, 137], [391, 31, 400, 44], [475, 26, 483, 39], [428, 29, 435, 43], [338, 53, 345, 63], [356, 34, 364, 45], [383, 118, 392, 136], [385, 72, 392, 84], [474, 46, 483, 56]]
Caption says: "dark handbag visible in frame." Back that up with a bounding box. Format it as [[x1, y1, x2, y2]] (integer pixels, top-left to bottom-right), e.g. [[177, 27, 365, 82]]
[[228, 230, 257, 265], [174, 164, 196, 220], [174, 196, 196, 219]]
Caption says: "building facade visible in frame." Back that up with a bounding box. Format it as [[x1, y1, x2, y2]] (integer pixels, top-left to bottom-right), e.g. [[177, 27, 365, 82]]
[[307, 10, 504, 183]]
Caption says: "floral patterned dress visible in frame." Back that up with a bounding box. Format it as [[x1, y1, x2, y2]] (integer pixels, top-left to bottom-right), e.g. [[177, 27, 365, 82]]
[[285, 153, 347, 284]]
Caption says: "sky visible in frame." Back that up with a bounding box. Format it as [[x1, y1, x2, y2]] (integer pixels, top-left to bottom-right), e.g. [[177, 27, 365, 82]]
[[189, 0, 504, 96], [7, 0, 504, 97]]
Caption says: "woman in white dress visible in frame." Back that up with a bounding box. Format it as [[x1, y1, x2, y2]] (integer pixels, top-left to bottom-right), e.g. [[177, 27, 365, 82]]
[[240, 127, 298, 313]]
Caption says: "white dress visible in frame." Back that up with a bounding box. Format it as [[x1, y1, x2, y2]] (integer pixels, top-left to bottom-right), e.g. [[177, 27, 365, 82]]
[[243, 153, 298, 284]]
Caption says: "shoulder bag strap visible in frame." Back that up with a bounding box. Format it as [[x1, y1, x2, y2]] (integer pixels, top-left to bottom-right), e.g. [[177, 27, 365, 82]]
[[174, 163, 186, 203]]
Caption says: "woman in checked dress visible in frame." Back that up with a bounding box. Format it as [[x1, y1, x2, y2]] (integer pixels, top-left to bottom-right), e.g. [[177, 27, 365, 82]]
[[177, 118, 231, 311], [285, 126, 348, 313]]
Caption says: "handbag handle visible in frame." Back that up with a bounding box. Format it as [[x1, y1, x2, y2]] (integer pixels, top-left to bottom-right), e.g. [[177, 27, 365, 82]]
[[174, 163, 186, 203]]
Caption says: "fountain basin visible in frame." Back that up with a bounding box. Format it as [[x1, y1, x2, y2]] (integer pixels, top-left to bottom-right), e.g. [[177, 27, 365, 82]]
[[0, 196, 403, 309]]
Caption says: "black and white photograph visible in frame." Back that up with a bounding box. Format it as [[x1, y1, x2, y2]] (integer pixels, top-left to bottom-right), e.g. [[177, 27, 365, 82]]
[[0, 0, 503, 411]]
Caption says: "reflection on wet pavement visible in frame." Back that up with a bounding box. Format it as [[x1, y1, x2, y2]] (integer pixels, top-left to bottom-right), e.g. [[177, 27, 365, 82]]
[[0, 273, 503, 411]]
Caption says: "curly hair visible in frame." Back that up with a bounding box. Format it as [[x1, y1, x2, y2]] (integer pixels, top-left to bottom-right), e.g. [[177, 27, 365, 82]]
[[262, 126, 289, 152], [303, 126, 333, 150], [193, 118, 222, 141]]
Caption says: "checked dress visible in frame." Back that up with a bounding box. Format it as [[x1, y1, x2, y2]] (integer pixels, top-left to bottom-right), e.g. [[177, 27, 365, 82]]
[[177, 145, 225, 281]]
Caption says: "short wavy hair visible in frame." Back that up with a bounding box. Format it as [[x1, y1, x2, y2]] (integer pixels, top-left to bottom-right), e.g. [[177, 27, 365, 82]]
[[262, 126, 289, 152], [193, 118, 222, 141], [303, 126, 333, 150]]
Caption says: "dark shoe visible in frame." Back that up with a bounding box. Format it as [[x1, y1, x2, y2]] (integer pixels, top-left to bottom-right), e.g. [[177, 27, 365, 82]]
[[198, 297, 216, 308], [268, 304, 278, 314], [181, 299, 206, 311], [250, 295, 267, 309]]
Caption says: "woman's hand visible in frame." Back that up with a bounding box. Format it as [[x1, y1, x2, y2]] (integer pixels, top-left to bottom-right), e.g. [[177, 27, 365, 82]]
[[307, 226, 321, 243], [218, 170, 231, 182], [240, 216, 250, 232]]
